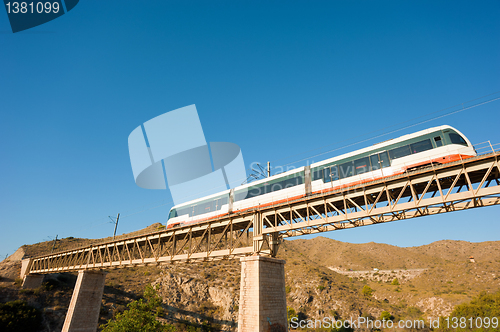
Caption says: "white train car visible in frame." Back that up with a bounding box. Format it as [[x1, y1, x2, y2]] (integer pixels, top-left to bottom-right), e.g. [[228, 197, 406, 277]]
[[167, 125, 476, 229]]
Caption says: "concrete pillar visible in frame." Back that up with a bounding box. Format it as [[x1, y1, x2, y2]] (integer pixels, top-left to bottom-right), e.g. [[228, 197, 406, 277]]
[[21, 274, 44, 289], [62, 270, 106, 332], [20, 258, 32, 280], [238, 255, 287, 332]]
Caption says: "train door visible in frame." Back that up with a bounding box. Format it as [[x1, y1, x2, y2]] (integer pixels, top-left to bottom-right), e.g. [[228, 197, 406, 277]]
[[369, 151, 390, 177], [378, 151, 390, 168], [369, 153, 382, 179], [370, 153, 380, 171], [215, 196, 228, 211], [370, 151, 390, 169]]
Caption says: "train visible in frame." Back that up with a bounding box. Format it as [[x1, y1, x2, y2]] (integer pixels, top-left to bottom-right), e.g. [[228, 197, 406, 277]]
[[166, 125, 476, 229]]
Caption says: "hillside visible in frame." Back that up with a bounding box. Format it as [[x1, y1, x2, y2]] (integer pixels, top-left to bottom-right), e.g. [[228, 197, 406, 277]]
[[1, 226, 499, 331]]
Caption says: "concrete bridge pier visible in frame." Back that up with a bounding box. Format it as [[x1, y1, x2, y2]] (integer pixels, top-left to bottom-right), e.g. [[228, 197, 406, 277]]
[[62, 270, 107, 332], [21, 274, 45, 289], [238, 255, 287, 332]]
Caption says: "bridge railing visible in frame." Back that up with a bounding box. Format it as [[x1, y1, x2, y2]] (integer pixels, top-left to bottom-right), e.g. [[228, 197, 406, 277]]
[[474, 141, 500, 154]]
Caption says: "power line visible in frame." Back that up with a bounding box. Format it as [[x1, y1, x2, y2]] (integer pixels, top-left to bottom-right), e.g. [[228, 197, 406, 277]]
[[270, 91, 500, 166], [72, 92, 500, 223], [280, 96, 500, 167]]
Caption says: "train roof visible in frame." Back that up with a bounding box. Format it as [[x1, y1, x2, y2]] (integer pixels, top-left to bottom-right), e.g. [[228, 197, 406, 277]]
[[169, 125, 466, 210]]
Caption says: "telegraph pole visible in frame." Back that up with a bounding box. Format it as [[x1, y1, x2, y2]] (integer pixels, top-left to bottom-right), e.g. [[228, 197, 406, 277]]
[[51, 235, 58, 253], [112, 213, 120, 240], [267, 161, 270, 177]]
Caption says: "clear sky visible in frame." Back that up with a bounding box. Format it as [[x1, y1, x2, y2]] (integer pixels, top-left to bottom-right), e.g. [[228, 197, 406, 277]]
[[1, 1, 499, 260]]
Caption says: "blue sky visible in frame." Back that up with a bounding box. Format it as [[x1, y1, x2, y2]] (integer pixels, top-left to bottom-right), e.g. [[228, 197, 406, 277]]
[[1, 1, 499, 259]]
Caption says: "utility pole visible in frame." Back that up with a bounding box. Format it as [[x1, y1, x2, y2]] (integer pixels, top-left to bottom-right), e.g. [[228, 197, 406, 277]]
[[267, 161, 270, 178], [112, 213, 120, 240], [51, 235, 58, 253]]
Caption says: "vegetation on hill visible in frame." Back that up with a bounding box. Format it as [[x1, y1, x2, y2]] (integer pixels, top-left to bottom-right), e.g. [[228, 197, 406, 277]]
[[0, 300, 42, 332], [446, 290, 500, 331]]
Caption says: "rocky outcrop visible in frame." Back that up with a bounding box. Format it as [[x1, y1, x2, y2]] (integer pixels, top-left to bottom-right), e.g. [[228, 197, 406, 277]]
[[0, 248, 24, 283], [7, 247, 26, 261], [416, 297, 454, 318], [152, 270, 239, 331]]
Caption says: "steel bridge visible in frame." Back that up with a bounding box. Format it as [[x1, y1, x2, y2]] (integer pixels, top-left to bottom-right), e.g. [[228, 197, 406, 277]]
[[25, 145, 500, 275]]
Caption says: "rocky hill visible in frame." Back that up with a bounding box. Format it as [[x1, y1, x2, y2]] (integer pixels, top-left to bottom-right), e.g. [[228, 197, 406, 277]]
[[1, 225, 499, 331]]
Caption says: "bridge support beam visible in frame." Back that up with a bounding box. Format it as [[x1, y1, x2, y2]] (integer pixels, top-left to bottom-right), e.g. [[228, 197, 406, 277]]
[[238, 255, 287, 332], [62, 270, 106, 332]]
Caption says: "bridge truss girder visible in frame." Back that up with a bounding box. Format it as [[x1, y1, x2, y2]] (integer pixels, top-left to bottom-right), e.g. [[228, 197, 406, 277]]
[[27, 152, 500, 274], [28, 215, 265, 274]]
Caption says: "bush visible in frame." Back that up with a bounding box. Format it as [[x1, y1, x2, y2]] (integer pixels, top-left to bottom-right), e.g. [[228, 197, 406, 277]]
[[330, 321, 354, 331], [380, 311, 393, 321], [362, 285, 373, 297], [0, 300, 42, 332], [391, 278, 399, 285], [287, 307, 297, 325], [406, 306, 423, 319], [101, 285, 175, 332]]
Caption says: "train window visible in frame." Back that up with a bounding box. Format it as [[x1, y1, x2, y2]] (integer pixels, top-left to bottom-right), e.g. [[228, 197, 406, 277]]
[[379, 151, 390, 168], [270, 176, 299, 192], [234, 174, 303, 201], [354, 157, 370, 175], [410, 139, 433, 154], [169, 209, 177, 219], [339, 161, 353, 179], [323, 167, 331, 183], [434, 136, 443, 147], [247, 184, 266, 198], [331, 165, 339, 181], [312, 168, 323, 181], [449, 133, 467, 146], [234, 189, 248, 201], [370, 154, 380, 170], [388, 145, 411, 160], [290, 175, 303, 186], [270, 181, 283, 192]]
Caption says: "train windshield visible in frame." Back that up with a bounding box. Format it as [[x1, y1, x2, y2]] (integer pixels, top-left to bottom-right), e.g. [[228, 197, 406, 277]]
[[449, 133, 468, 146], [168, 208, 177, 219]]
